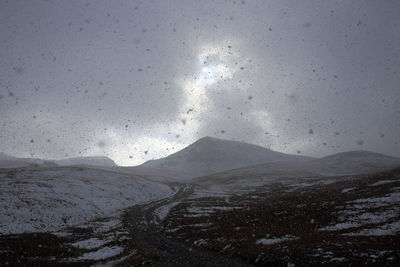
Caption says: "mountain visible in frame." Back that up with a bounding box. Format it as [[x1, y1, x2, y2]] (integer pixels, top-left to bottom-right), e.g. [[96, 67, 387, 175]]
[[0, 153, 55, 168], [0, 153, 117, 168], [193, 150, 400, 188], [139, 136, 313, 177], [55, 156, 117, 167], [115, 165, 191, 182], [0, 152, 17, 161], [304, 150, 400, 176]]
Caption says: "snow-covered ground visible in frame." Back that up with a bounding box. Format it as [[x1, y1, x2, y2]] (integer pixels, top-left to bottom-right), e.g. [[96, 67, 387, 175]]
[[0, 167, 173, 235], [77, 245, 124, 261], [256, 235, 299, 245], [51, 214, 134, 264], [320, 185, 400, 235]]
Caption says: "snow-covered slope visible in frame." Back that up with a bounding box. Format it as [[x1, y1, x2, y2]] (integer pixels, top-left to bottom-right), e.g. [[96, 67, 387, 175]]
[[0, 153, 56, 168], [55, 156, 117, 167], [0, 166, 173, 235], [140, 136, 313, 178]]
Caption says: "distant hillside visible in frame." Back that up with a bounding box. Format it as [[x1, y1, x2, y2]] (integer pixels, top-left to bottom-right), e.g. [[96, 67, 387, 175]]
[[0, 152, 17, 161], [0, 153, 55, 168], [0, 153, 117, 168], [55, 156, 117, 167], [193, 150, 400, 186], [305, 150, 400, 176]]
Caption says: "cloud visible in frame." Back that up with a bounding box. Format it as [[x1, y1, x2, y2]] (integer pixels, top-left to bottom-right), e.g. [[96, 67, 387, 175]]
[[1, 0, 400, 164]]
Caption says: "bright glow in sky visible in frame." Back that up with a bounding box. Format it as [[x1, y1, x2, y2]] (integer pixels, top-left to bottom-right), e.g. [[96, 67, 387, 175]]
[[111, 41, 244, 165]]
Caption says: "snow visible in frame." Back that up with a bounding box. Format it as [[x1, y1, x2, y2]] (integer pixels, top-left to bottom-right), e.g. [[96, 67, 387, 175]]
[[256, 235, 299, 245], [369, 180, 398, 186], [154, 200, 181, 221], [52, 231, 71, 237], [349, 192, 400, 204], [341, 187, 355, 193], [320, 222, 362, 231], [101, 250, 137, 266], [71, 238, 110, 249], [77, 246, 123, 260], [343, 221, 400, 236], [186, 206, 242, 217], [320, 189, 400, 233], [0, 167, 173, 235], [193, 239, 208, 246], [285, 182, 316, 192], [308, 248, 348, 263]]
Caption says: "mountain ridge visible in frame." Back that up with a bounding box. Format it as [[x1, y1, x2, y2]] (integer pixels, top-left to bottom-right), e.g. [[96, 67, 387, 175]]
[[193, 149, 400, 186], [140, 136, 314, 177], [0, 153, 117, 168]]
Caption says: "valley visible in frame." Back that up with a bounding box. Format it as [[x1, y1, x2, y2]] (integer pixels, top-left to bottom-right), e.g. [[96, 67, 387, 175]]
[[1, 137, 400, 266]]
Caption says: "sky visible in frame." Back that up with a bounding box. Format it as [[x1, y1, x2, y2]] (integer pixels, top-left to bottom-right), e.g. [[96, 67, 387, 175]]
[[0, 0, 400, 166]]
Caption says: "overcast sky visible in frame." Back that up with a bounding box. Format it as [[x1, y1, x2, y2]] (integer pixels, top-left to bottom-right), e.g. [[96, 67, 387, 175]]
[[0, 0, 399, 166]]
